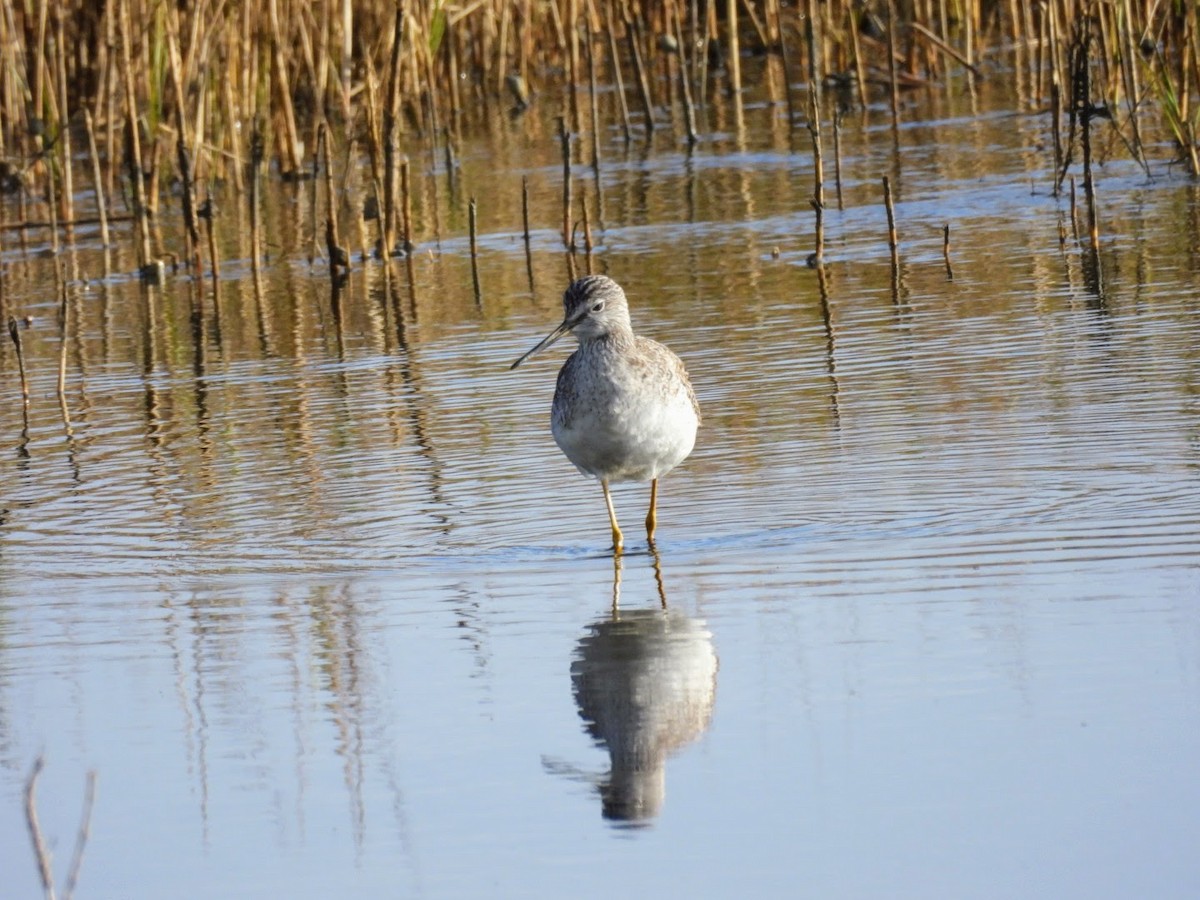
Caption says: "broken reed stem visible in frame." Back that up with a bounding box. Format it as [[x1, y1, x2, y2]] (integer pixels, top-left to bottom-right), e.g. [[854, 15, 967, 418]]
[[201, 192, 220, 288], [118, 0, 152, 272], [521, 174, 532, 250], [807, 0, 825, 267], [910, 21, 983, 79], [57, 282, 74, 438], [56, 277, 69, 400], [886, 0, 901, 130], [400, 157, 414, 254], [1079, 93, 1101, 252], [53, 9, 74, 236], [673, 6, 698, 145], [9, 315, 30, 412], [267, 0, 302, 176], [164, 5, 198, 273], [382, 5, 405, 257], [943, 223, 954, 280], [83, 110, 110, 246], [883, 174, 899, 269], [778, 3, 797, 127], [833, 110, 845, 211], [809, 104, 825, 267], [1050, 76, 1063, 197], [580, 190, 594, 255], [585, 12, 604, 166], [1069, 175, 1079, 241], [249, 123, 264, 276], [44, 126, 61, 257], [848, 1, 869, 110], [468, 195, 481, 302], [624, 12, 655, 135], [559, 116, 573, 248], [320, 123, 346, 280], [726, 0, 742, 100], [605, 3, 633, 143], [176, 137, 201, 275]]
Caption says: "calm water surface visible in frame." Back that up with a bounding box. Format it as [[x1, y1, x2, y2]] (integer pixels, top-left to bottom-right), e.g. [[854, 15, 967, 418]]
[[2, 73, 1200, 898]]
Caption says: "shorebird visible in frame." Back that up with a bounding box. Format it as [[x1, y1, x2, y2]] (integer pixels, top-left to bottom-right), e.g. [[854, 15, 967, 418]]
[[511, 275, 700, 553]]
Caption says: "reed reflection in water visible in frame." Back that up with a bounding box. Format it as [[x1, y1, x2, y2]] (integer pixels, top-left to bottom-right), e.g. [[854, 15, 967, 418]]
[[561, 555, 718, 823]]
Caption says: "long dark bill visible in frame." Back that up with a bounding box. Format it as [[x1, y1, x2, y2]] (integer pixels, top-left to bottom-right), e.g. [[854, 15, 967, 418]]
[[510, 318, 572, 370]]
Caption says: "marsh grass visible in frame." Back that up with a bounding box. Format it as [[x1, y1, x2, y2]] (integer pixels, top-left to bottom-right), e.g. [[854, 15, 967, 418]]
[[0, 0, 1193, 279]]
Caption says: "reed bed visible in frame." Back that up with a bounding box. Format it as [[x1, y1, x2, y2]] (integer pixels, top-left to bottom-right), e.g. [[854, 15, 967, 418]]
[[0, 0, 1194, 272]]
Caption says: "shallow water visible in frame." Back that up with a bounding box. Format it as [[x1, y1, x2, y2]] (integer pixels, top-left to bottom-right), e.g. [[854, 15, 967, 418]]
[[2, 69, 1200, 898]]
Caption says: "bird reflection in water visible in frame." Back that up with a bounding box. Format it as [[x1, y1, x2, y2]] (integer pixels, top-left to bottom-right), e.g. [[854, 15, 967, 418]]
[[557, 551, 718, 824]]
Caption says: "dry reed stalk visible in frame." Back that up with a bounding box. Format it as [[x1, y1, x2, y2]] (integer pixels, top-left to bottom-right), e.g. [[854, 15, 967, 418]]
[[623, 4, 655, 134], [118, 0, 154, 274], [568, 0, 581, 133], [580, 188, 594, 255], [446, 22, 464, 125], [882, 174, 899, 268], [382, 5, 405, 257], [32, 0, 48, 152], [249, 122, 264, 276], [339, 0, 353, 120], [82, 110, 110, 246], [164, 5, 201, 273], [585, 12, 604, 164], [56, 274, 69, 399], [521, 175, 532, 247], [1069, 174, 1079, 241], [1050, 77, 1064, 195], [807, 0, 826, 268], [886, 0, 901, 129], [521, 175, 534, 287], [104, 0, 122, 201], [268, 0, 303, 177], [772, 1, 794, 127], [400, 156, 414, 254], [320, 123, 347, 279], [442, 124, 458, 193], [201, 191, 220, 290], [468, 195, 481, 302], [833, 110, 845, 210], [53, 10, 74, 235], [421, 26, 444, 167], [361, 51, 383, 199], [847, 3, 868, 110], [565, 244, 578, 282], [559, 115, 573, 248], [910, 21, 983, 79], [8, 315, 29, 413], [697, 0, 715, 109], [672, 5, 698, 144], [1071, 24, 1101, 253], [942, 223, 953, 280], [726, 0, 741, 98], [604, 3, 633, 142]]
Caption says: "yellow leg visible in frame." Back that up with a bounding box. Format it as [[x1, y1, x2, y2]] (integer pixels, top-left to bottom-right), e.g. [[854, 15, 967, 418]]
[[602, 479, 624, 554], [645, 478, 658, 543]]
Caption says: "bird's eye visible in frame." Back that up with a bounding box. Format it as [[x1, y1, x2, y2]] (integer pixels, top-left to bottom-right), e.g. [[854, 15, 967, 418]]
[[591, 302, 604, 312]]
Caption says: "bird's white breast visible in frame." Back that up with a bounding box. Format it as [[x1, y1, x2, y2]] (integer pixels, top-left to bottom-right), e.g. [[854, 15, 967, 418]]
[[551, 337, 699, 483]]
